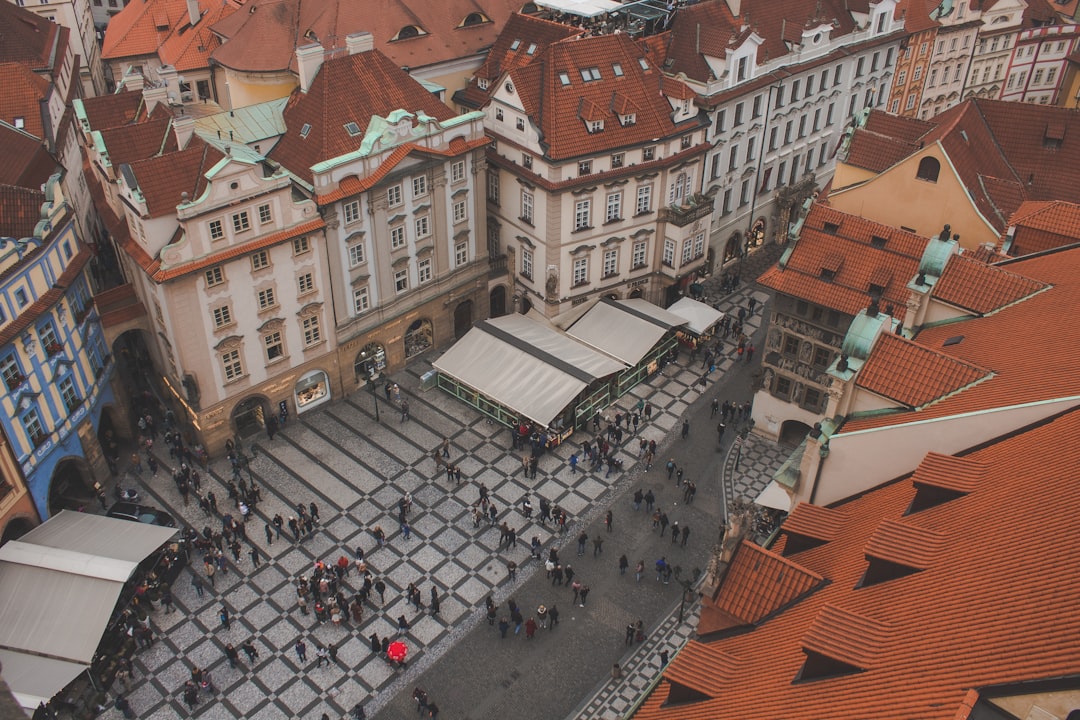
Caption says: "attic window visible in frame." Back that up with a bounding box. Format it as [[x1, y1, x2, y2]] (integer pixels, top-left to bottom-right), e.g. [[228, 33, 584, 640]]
[[510, 39, 521, 50], [580, 67, 601, 82], [461, 12, 489, 27], [299, 123, 311, 138], [558, 72, 570, 86], [820, 268, 836, 281], [344, 122, 361, 136], [638, 57, 649, 70], [588, 119, 604, 133], [795, 650, 862, 683], [906, 484, 966, 514], [822, 222, 840, 235], [14, 117, 24, 129], [619, 113, 636, 127], [915, 156, 940, 182], [857, 558, 920, 588], [526, 43, 537, 55], [781, 532, 828, 556], [870, 235, 887, 248], [943, 335, 964, 347], [612, 63, 623, 76], [393, 25, 426, 41], [477, 78, 489, 90]]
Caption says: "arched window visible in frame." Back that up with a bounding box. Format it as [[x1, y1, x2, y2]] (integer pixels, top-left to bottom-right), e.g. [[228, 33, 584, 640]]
[[460, 12, 489, 27], [916, 156, 940, 183], [393, 25, 425, 41]]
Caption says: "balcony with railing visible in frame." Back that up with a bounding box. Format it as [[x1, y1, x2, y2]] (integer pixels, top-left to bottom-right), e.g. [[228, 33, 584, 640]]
[[658, 194, 715, 227]]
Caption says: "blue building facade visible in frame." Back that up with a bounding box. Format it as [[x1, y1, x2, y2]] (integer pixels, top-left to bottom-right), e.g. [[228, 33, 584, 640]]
[[0, 176, 115, 519]]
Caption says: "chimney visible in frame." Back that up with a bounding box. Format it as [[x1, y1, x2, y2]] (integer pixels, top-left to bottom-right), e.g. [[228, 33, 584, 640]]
[[122, 68, 145, 92], [186, 0, 200, 26], [173, 114, 196, 149], [143, 84, 168, 113], [296, 43, 325, 93], [345, 31, 374, 55]]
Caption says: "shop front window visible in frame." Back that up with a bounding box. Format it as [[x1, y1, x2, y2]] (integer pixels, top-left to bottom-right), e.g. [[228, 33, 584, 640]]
[[404, 319, 433, 359], [294, 370, 331, 413], [354, 342, 387, 381]]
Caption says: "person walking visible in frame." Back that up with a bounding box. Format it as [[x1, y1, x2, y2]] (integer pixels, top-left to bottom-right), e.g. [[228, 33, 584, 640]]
[[670, 521, 680, 544], [549, 604, 560, 630], [681, 420, 690, 439], [160, 584, 173, 614], [295, 639, 308, 664], [219, 606, 230, 631], [576, 531, 588, 557], [593, 537, 603, 556], [114, 695, 135, 719], [579, 585, 590, 607], [525, 617, 537, 639], [264, 523, 273, 546], [498, 617, 509, 638], [242, 640, 259, 663], [430, 587, 441, 616], [681, 525, 691, 547], [250, 547, 261, 567], [619, 554, 629, 575], [191, 575, 204, 599], [224, 643, 240, 669], [605, 510, 613, 532], [635, 559, 645, 582]]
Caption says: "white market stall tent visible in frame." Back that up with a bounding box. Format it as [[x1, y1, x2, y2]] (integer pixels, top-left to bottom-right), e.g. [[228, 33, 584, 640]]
[[666, 296, 724, 336], [0, 511, 177, 710]]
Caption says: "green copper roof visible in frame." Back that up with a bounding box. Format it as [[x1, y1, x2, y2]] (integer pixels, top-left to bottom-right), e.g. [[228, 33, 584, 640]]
[[841, 310, 888, 360], [917, 235, 958, 278]]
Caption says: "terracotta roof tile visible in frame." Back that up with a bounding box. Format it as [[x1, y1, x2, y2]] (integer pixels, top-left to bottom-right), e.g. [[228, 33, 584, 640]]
[[77, 90, 153, 131], [0, 2, 62, 70], [127, 139, 225, 217], [210, 0, 525, 75], [633, 407, 1080, 720], [102, 0, 237, 62], [654, 2, 739, 82], [909, 452, 988, 494], [863, 518, 946, 570], [844, 112, 935, 172], [269, 49, 456, 183], [99, 117, 179, 168], [932, 253, 1049, 314], [757, 204, 929, 320], [782, 502, 849, 542], [844, 246, 1080, 432], [158, 0, 237, 72], [699, 540, 824, 634], [739, 0, 860, 66], [0, 62, 50, 140], [0, 123, 59, 190], [504, 33, 701, 161], [0, 184, 45, 237], [854, 332, 992, 409], [1005, 200, 1080, 256]]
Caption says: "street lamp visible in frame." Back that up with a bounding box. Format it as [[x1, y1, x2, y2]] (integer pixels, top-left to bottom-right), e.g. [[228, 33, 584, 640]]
[[369, 369, 380, 423], [673, 566, 702, 623]]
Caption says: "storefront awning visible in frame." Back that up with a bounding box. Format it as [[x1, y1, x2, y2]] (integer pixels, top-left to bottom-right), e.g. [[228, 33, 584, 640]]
[[534, 0, 622, 17], [0, 511, 177, 710], [432, 314, 625, 427], [667, 297, 724, 336], [566, 297, 687, 365], [755, 480, 793, 512]]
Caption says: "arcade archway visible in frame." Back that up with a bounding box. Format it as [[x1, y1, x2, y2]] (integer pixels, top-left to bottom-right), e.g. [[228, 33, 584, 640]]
[[1, 517, 35, 545], [490, 286, 507, 318], [232, 395, 269, 437], [48, 457, 96, 515], [353, 342, 387, 382], [404, 319, 433, 358], [454, 300, 474, 339], [779, 420, 813, 446]]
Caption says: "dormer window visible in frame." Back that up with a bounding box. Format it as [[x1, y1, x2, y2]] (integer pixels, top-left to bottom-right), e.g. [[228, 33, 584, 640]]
[[477, 77, 490, 90], [526, 43, 537, 55], [344, 122, 361, 136], [612, 63, 623, 76], [393, 25, 426, 41], [638, 57, 649, 71], [588, 119, 604, 133], [619, 113, 636, 127], [558, 72, 570, 86], [460, 11, 489, 27], [580, 67, 601, 82], [510, 39, 521, 50], [736, 56, 748, 82]]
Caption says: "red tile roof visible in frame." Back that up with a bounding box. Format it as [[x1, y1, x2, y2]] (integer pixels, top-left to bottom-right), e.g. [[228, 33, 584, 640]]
[[698, 540, 824, 635], [102, 0, 238, 64], [98, 117, 180, 168], [896, 0, 941, 32], [854, 332, 992, 409], [127, 139, 224, 217], [455, 13, 580, 109], [634, 405, 1080, 720], [844, 113, 934, 172], [77, 89, 155, 131], [782, 502, 848, 541], [0, 2, 63, 71], [909, 452, 987, 494], [1005, 200, 1080, 256], [931, 252, 1049, 314], [862, 518, 946, 570], [651, 1, 739, 82], [846, 100, 1080, 232], [269, 49, 456, 183], [0, 184, 45, 238], [843, 245, 1080, 432], [0, 123, 58, 190], [502, 33, 700, 161], [210, 0, 525, 74], [757, 204, 929, 320], [741, 0, 860, 66], [0, 62, 50, 140]]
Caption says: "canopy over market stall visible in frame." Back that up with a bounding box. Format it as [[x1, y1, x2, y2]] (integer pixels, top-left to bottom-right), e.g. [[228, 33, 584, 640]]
[[432, 314, 625, 428], [534, 0, 622, 17], [666, 297, 724, 336], [0, 511, 177, 710], [566, 298, 686, 366]]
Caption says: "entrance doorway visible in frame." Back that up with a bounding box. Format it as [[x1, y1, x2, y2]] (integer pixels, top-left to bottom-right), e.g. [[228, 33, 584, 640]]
[[353, 342, 387, 383], [48, 457, 96, 515], [779, 420, 813, 446], [233, 396, 268, 437], [490, 286, 507, 318], [1, 517, 35, 545], [454, 300, 473, 340]]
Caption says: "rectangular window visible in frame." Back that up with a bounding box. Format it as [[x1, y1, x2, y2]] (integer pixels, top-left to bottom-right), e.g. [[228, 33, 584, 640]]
[[293, 236, 310, 255], [415, 216, 430, 239], [693, 232, 705, 258], [487, 171, 499, 204], [39, 323, 58, 354], [574, 199, 591, 230], [722, 188, 732, 215], [302, 316, 321, 346], [297, 272, 314, 295], [734, 102, 745, 126], [521, 247, 533, 279], [768, 127, 778, 152], [611, 153, 624, 168], [349, 241, 366, 267], [572, 256, 588, 286], [729, 144, 739, 171], [251, 250, 270, 271], [451, 160, 466, 184], [395, 268, 409, 293], [856, 57, 865, 77], [453, 200, 468, 224], [785, 120, 793, 145], [522, 154, 533, 170], [258, 203, 272, 224], [746, 137, 756, 163], [232, 211, 250, 233], [212, 305, 232, 328], [516, 117, 526, 131], [636, 185, 652, 214], [222, 349, 243, 381], [1, 354, 22, 390], [681, 238, 693, 265], [777, 161, 787, 187], [632, 240, 647, 268], [412, 176, 427, 199], [343, 199, 362, 225], [798, 115, 807, 138], [740, 179, 751, 206], [813, 108, 821, 132], [22, 407, 45, 446], [913, 65, 922, 81], [715, 109, 726, 133], [455, 243, 468, 266], [662, 239, 675, 266], [353, 286, 370, 314], [391, 225, 406, 249], [59, 376, 80, 413], [265, 331, 284, 361], [578, 160, 592, 176], [605, 192, 622, 222], [603, 248, 618, 277], [257, 287, 276, 310], [205, 266, 224, 286], [827, 102, 835, 126], [418, 257, 432, 284], [387, 184, 403, 207], [792, 79, 801, 101], [521, 189, 534, 224], [834, 64, 843, 86], [642, 146, 655, 161], [209, 219, 224, 240], [752, 95, 762, 118]]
